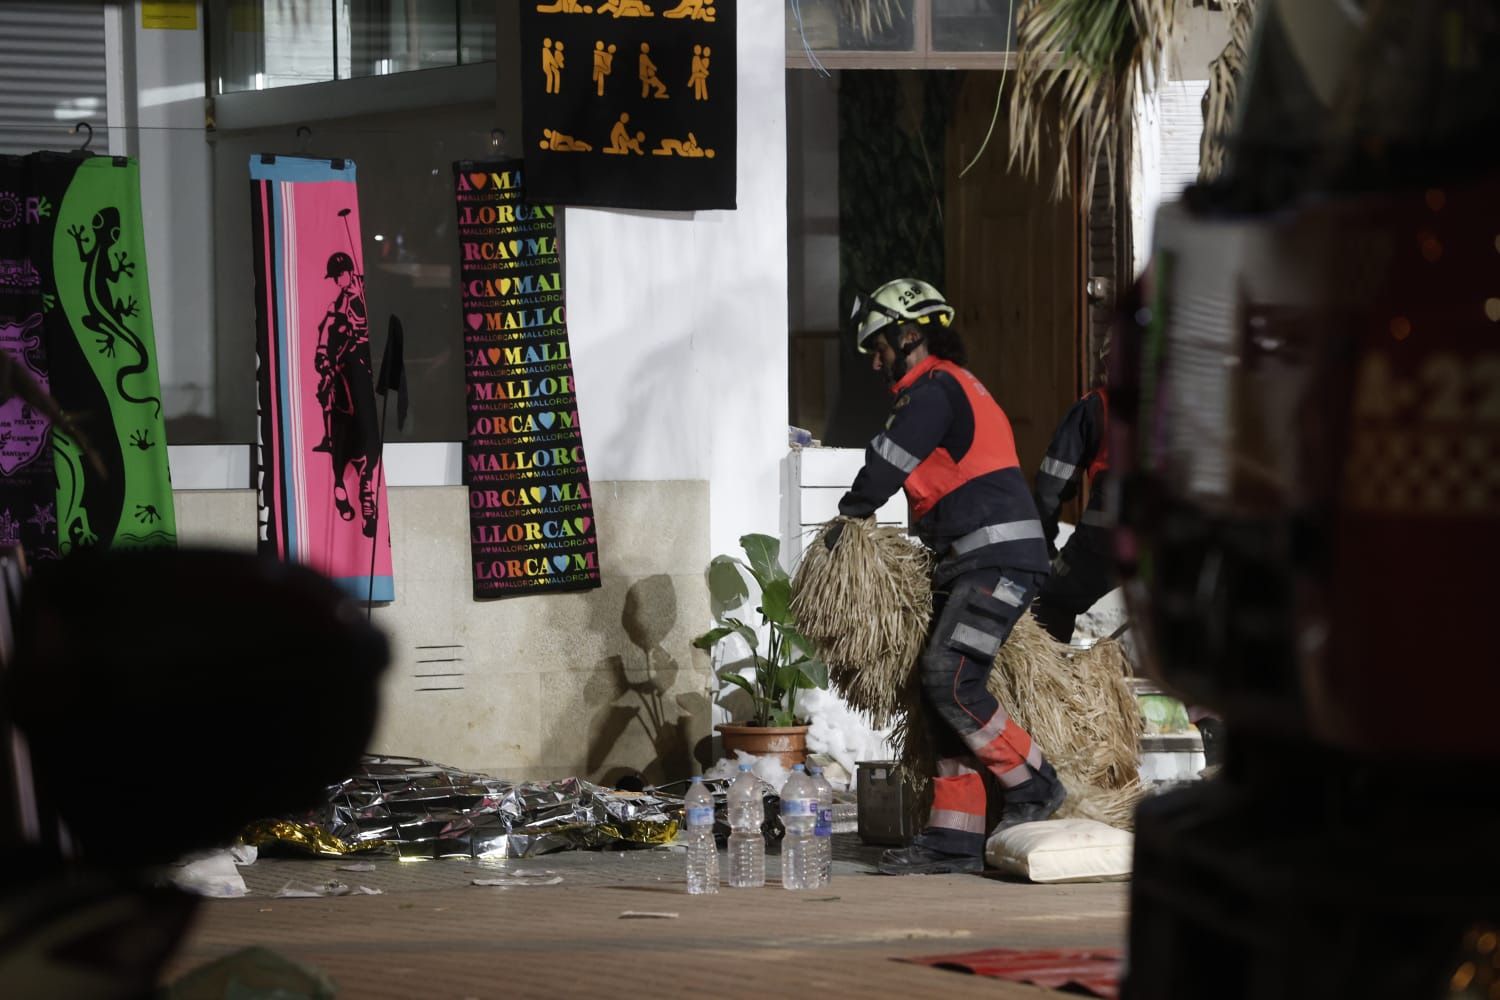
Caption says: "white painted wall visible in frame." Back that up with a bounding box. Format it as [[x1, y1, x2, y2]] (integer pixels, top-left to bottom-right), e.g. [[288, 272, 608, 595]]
[[560, 13, 788, 559]]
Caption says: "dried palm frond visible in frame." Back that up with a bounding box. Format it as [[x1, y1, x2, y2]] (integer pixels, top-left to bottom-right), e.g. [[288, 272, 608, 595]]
[[1008, 0, 1177, 205], [990, 618, 1144, 796], [1199, 0, 1259, 181], [839, 0, 903, 43], [791, 516, 933, 727]]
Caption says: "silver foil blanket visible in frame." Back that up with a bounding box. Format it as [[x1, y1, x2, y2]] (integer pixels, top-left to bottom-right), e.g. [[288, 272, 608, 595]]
[[242, 755, 682, 859]]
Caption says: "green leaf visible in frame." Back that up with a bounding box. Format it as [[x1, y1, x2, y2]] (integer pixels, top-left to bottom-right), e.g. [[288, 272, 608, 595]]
[[769, 708, 796, 728], [739, 533, 784, 587], [717, 670, 756, 697], [777, 663, 821, 693], [707, 555, 749, 615], [691, 625, 734, 651], [795, 657, 829, 690], [759, 578, 793, 626], [782, 626, 815, 659], [726, 620, 759, 651]]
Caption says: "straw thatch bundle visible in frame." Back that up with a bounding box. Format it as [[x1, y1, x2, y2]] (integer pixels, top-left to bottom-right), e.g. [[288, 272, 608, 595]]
[[790, 517, 934, 727], [793, 518, 1145, 830]]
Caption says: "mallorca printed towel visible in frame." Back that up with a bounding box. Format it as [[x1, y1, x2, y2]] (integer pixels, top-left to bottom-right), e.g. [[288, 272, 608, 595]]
[[455, 159, 600, 598], [250, 155, 393, 601]]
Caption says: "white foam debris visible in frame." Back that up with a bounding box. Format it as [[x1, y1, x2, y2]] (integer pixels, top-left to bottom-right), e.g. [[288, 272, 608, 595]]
[[800, 687, 894, 787]]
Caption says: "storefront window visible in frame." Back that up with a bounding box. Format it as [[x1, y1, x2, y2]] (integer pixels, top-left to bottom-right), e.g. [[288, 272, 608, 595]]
[[930, 0, 1016, 52], [203, 108, 499, 445], [787, 0, 917, 54], [786, 0, 1015, 69], [209, 0, 496, 94]]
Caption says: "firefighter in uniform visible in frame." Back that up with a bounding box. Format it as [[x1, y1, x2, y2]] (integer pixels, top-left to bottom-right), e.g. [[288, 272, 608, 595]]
[[834, 278, 1067, 876], [1031, 382, 1116, 643]]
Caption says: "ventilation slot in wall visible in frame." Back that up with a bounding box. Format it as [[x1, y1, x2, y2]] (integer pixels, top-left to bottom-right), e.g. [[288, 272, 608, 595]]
[[412, 643, 466, 692]]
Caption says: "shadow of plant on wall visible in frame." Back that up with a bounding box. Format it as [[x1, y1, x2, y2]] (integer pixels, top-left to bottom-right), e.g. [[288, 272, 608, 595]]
[[586, 574, 712, 787]]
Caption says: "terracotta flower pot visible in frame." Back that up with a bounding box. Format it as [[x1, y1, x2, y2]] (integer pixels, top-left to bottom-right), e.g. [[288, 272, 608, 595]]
[[715, 723, 810, 768]]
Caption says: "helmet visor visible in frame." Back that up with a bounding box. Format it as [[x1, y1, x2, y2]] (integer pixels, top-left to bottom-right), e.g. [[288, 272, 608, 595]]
[[851, 293, 906, 352]]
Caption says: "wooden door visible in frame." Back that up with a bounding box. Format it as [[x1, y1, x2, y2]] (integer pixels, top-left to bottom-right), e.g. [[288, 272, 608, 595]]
[[944, 72, 1081, 481]]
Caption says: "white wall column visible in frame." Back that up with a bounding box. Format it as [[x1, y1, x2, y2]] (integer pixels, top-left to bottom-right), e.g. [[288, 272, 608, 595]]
[[127, 1, 216, 426]]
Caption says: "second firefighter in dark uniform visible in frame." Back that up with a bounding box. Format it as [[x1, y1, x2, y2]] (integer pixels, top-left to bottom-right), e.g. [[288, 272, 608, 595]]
[[836, 278, 1067, 876], [1031, 386, 1116, 643]]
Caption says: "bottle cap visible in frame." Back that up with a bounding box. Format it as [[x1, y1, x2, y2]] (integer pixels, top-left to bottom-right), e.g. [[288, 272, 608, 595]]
[[792, 763, 805, 772], [738, 763, 752, 772], [690, 775, 703, 783], [808, 766, 823, 775]]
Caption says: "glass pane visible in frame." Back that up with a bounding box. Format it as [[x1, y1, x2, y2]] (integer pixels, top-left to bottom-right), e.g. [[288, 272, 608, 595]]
[[343, 0, 460, 79], [205, 112, 496, 444], [787, 0, 916, 53], [209, 0, 337, 94], [458, 0, 497, 64], [931, 0, 1016, 52]]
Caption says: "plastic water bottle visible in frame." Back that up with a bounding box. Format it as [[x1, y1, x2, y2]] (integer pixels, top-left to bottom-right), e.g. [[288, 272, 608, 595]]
[[779, 764, 818, 890], [683, 776, 719, 895], [809, 765, 834, 887], [727, 764, 765, 888]]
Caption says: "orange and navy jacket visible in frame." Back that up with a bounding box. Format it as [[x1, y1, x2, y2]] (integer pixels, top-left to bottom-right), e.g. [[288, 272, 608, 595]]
[[1033, 389, 1110, 558], [838, 356, 1050, 578]]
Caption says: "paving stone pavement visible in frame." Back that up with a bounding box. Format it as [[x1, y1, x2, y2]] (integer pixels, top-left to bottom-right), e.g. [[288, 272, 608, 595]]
[[166, 834, 1129, 998]]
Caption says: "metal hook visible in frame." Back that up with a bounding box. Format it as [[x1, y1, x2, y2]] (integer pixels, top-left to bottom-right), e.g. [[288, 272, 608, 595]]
[[72, 121, 94, 151], [296, 125, 312, 152]]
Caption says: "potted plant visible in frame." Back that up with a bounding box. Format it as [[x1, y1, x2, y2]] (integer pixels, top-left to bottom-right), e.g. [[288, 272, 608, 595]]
[[692, 533, 828, 766]]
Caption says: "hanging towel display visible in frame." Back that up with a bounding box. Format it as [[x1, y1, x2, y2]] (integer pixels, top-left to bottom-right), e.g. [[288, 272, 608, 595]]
[[520, 0, 735, 210], [27, 153, 175, 554], [454, 159, 600, 598], [0, 155, 60, 561], [250, 155, 393, 601]]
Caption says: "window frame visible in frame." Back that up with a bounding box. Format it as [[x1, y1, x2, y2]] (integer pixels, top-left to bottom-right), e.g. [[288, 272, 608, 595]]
[[786, 0, 1022, 71]]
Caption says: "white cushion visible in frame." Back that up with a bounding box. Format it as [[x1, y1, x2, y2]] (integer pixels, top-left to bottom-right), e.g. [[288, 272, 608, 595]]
[[985, 818, 1133, 883]]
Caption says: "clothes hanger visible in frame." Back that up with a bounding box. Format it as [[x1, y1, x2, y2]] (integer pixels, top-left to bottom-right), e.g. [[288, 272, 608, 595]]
[[260, 126, 345, 169]]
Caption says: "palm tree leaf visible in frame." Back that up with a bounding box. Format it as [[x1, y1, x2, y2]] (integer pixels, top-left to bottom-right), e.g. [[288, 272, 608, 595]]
[[1008, 0, 1177, 205], [1199, 0, 1258, 181]]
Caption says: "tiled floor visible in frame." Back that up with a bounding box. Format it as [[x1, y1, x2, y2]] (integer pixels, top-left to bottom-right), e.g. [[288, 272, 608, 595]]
[[165, 836, 1129, 998]]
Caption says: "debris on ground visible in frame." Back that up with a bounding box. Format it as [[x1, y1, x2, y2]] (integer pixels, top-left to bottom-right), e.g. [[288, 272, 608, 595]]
[[472, 871, 562, 886], [168, 849, 250, 898], [275, 880, 383, 898], [241, 755, 681, 859], [619, 910, 679, 919]]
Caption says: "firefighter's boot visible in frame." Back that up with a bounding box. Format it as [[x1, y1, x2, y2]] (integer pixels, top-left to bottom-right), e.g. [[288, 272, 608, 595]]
[[993, 760, 1067, 833]]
